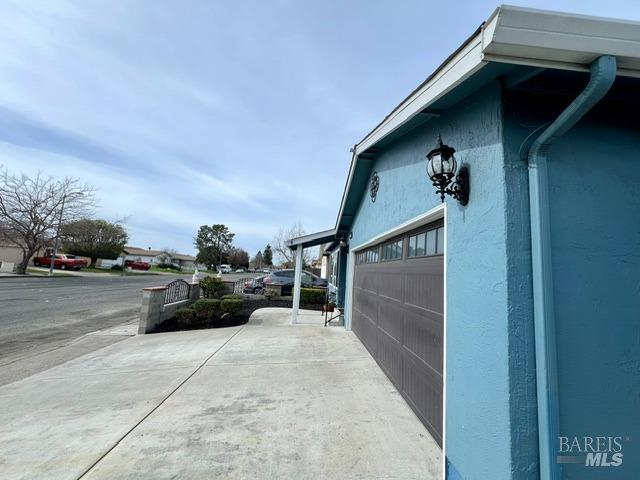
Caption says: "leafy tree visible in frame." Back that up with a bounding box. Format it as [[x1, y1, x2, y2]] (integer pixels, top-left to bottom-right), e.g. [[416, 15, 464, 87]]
[[228, 247, 249, 269], [263, 244, 273, 266], [0, 169, 95, 274], [61, 219, 128, 267], [194, 224, 234, 269]]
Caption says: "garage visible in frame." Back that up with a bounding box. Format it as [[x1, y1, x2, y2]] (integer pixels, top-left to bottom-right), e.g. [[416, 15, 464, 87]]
[[352, 219, 444, 446]]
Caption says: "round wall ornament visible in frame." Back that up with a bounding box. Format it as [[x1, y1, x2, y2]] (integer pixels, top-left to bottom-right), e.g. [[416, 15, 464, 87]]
[[370, 171, 380, 202]]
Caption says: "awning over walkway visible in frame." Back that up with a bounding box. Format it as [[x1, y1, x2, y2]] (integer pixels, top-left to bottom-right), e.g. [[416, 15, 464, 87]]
[[287, 228, 338, 324], [287, 228, 338, 250]]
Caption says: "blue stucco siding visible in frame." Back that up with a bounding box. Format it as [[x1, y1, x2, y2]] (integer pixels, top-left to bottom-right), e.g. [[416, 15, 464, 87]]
[[544, 108, 639, 479], [503, 86, 640, 479], [346, 82, 523, 479]]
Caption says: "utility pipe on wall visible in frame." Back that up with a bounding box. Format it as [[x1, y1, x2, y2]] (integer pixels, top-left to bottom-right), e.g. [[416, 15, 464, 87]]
[[526, 55, 616, 480]]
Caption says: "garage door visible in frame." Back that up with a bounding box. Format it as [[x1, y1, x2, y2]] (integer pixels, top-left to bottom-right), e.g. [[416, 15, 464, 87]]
[[352, 220, 444, 446]]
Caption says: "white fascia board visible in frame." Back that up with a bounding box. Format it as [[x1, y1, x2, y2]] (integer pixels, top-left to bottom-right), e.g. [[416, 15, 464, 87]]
[[334, 150, 358, 231], [483, 5, 640, 77], [355, 5, 640, 158], [355, 36, 487, 156]]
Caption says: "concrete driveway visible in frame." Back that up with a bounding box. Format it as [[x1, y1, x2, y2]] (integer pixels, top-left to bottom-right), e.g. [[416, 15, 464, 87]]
[[0, 308, 442, 479]]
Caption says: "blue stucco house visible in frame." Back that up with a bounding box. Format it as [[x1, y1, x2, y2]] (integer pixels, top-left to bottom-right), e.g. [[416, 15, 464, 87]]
[[288, 5, 640, 480]]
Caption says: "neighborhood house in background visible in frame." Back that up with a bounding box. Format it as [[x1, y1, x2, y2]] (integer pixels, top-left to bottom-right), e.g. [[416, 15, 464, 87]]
[[98, 246, 201, 271]]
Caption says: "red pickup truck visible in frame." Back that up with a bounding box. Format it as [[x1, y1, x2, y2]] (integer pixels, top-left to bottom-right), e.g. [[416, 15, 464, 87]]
[[124, 260, 151, 271], [33, 254, 88, 270]]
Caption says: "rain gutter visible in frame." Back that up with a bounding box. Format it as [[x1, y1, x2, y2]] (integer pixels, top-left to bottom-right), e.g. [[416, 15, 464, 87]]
[[526, 54, 617, 480]]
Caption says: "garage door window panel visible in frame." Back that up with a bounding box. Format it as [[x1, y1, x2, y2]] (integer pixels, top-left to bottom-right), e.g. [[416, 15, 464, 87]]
[[436, 226, 445, 254], [381, 239, 403, 261]]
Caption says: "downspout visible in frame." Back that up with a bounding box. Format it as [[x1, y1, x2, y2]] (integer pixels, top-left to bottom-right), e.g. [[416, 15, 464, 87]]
[[527, 55, 616, 480]]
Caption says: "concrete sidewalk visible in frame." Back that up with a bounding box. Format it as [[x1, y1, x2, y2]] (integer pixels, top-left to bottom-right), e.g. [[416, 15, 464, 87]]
[[0, 308, 441, 479]]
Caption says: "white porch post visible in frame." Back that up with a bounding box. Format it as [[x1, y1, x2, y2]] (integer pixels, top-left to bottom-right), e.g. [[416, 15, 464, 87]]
[[291, 245, 303, 324]]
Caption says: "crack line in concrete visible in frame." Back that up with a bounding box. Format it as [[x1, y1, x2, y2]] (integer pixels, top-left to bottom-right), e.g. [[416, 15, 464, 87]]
[[74, 325, 246, 480]]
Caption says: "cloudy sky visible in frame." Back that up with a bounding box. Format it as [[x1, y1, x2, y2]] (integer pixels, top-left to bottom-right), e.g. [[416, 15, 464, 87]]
[[0, 1, 637, 256]]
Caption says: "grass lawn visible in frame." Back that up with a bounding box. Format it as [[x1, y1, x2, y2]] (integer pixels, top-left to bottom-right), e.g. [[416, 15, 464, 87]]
[[27, 268, 73, 277], [82, 266, 123, 275], [81, 267, 162, 276], [149, 265, 184, 274]]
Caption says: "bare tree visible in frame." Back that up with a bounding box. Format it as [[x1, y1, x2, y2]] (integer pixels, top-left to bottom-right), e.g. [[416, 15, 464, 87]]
[[227, 247, 249, 269], [158, 247, 178, 265], [0, 169, 96, 274], [272, 221, 317, 267]]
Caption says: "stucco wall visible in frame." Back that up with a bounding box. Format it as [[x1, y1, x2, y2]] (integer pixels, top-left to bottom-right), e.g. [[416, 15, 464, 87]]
[[505, 89, 640, 479], [0, 245, 23, 264], [346, 82, 523, 479]]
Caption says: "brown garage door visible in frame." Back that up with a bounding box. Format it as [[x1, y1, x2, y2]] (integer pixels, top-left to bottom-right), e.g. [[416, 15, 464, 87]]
[[352, 220, 444, 446]]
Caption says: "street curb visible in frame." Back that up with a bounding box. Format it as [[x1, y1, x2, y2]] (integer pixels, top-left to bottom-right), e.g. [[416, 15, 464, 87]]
[[0, 275, 77, 279]]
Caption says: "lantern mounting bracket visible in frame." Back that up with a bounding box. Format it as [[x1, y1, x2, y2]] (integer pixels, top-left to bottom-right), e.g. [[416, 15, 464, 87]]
[[445, 166, 469, 205]]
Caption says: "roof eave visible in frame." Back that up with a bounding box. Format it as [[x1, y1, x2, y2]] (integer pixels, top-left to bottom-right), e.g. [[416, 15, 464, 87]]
[[334, 4, 640, 234]]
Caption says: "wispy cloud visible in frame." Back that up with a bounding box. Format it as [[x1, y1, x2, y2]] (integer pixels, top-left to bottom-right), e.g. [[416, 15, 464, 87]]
[[1, 0, 637, 255]]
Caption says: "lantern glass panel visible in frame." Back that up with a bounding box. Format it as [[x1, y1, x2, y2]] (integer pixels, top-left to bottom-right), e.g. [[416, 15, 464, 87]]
[[431, 153, 442, 175], [441, 154, 456, 175]]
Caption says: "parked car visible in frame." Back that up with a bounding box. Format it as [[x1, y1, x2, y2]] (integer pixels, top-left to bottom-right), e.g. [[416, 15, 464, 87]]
[[243, 276, 265, 294], [124, 259, 151, 271], [262, 268, 271, 273], [235, 268, 245, 273], [218, 264, 232, 274], [262, 269, 328, 295], [32, 254, 87, 271]]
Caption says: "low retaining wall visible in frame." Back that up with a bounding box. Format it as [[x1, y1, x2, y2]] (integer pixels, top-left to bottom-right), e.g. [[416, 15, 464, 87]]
[[138, 282, 200, 334], [0, 261, 15, 273], [237, 297, 323, 318]]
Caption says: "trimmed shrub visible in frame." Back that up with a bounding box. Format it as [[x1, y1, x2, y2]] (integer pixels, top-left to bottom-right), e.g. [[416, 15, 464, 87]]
[[157, 262, 182, 271], [298, 287, 326, 305], [192, 299, 221, 319], [221, 294, 242, 300], [221, 298, 243, 315], [175, 307, 196, 327], [200, 276, 226, 299], [263, 286, 279, 299]]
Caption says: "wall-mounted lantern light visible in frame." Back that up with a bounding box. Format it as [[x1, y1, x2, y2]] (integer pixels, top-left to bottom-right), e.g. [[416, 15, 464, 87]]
[[426, 135, 469, 205]]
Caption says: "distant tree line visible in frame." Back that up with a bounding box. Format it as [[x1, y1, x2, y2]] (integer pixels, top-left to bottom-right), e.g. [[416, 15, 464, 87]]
[[0, 168, 317, 276], [193, 225, 277, 271]]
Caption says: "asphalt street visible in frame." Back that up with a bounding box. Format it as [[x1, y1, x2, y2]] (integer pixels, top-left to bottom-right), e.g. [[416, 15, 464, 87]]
[[0, 272, 257, 385]]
